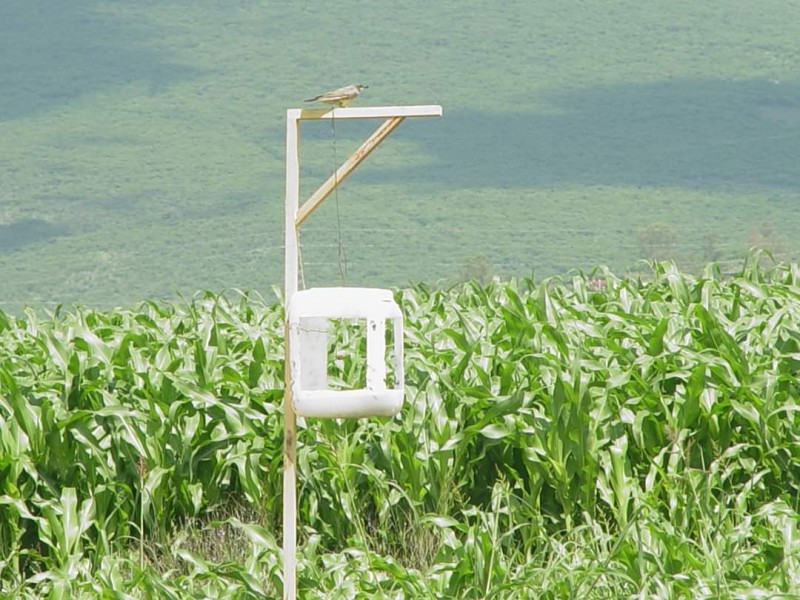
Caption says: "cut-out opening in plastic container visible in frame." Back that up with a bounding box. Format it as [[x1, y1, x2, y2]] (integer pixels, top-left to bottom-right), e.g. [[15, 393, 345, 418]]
[[288, 287, 404, 418]]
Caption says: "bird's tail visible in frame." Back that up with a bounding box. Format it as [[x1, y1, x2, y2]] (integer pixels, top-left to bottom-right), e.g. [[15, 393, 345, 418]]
[[304, 96, 319, 102]]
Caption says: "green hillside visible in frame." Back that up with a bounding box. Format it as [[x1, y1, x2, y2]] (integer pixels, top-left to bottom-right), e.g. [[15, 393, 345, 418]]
[[1, 1, 799, 310]]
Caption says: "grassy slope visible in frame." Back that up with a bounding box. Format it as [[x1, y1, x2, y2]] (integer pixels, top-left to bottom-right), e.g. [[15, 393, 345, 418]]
[[1, 0, 799, 310]]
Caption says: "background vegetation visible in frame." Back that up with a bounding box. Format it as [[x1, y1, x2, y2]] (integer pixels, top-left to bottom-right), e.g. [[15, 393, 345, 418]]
[[2, 2, 799, 596], [2, 1, 800, 311], [2, 260, 800, 597]]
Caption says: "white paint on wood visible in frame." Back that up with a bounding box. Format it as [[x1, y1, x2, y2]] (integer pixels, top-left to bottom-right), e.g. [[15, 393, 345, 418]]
[[282, 113, 300, 600], [288, 104, 442, 121]]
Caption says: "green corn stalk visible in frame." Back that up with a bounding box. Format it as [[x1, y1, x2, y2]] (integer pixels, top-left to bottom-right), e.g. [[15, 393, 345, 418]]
[[1, 263, 800, 596]]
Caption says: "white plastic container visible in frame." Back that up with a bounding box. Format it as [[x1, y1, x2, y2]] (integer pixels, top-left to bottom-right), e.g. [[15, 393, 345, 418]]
[[287, 287, 404, 418]]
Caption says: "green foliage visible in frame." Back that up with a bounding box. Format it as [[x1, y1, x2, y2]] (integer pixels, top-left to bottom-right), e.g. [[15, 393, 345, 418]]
[[2, 263, 800, 596], [0, 290, 284, 597]]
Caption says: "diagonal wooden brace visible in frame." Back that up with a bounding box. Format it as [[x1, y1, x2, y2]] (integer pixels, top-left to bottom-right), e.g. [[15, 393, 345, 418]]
[[295, 116, 405, 227]]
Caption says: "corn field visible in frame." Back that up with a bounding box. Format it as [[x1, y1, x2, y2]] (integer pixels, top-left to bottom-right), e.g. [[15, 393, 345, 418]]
[[2, 259, 800, 598]]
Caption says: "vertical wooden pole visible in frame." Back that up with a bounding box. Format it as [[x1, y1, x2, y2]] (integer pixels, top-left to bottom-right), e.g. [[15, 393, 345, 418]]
[[283, 110, 300, 600], [280, 104, 439, 598]]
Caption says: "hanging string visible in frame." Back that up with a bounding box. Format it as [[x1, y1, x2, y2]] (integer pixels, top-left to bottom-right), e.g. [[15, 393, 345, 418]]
[[330, 113, 348, 285], [297, 240, 307, 290]]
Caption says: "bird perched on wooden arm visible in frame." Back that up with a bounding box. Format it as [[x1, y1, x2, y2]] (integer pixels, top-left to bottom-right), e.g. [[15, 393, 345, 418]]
[[304, 84, 368, 107]]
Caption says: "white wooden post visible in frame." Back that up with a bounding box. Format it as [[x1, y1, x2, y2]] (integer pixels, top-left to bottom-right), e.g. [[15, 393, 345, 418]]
[[282, 104, 441, 600], [283, 112, 300, 600]]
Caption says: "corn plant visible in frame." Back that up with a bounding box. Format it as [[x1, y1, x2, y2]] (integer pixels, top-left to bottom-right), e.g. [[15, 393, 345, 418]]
[[2, 261, 800, 597]]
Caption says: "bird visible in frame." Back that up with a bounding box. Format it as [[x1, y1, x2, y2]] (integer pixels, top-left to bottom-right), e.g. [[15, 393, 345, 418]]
[[304, 84, 368, 107]]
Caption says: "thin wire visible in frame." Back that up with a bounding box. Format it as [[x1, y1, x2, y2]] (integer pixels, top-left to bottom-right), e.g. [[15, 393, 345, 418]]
[[330, 114, 348, 285], [298, 239, 307, 290]]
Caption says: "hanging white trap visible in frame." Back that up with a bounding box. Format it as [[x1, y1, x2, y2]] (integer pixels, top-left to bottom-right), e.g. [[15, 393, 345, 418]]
[[281, 102, 442, 600], [288, 286, 404, 418]]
